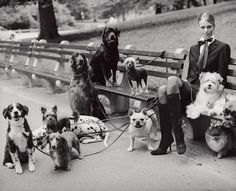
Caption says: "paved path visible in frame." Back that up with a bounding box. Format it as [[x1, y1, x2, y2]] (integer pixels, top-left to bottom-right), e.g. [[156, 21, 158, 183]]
[[0, 75, 236, 191]]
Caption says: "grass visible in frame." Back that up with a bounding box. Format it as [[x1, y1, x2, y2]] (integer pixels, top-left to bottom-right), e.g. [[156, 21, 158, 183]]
[[74, 1, 236, 80]]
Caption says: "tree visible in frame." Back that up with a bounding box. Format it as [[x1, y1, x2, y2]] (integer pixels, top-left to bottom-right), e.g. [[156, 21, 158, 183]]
[[0, 0, 60, 42], [38, 0, 60, 41]]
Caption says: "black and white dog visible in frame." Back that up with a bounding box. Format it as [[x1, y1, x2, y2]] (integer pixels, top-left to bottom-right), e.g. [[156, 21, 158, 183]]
[[89, 27, 120, 86], [2, 103, 36, 174]]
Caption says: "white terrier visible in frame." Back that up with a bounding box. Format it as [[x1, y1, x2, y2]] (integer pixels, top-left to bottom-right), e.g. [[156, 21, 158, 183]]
[[186, 72, 224, 119]]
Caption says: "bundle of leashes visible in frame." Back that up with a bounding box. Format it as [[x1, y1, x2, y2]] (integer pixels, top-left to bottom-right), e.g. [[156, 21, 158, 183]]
[[34, 96, 160, 158]]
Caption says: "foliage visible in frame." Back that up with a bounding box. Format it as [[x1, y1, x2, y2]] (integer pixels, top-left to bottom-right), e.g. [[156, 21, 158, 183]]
[[100, 0, 135, 20], [57, 0, 90, 20], [53, 1, 76, 27], [0, 1, 76, 29]]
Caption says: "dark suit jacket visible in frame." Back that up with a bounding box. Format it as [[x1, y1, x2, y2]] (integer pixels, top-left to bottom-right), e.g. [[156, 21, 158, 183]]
[[187, 39, 231, 87]]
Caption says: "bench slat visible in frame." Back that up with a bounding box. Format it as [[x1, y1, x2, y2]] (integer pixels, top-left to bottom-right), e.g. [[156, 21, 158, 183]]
[[96, 85, 157, 102], [230, 58, 236, 65], [226, 82, 236, 90]]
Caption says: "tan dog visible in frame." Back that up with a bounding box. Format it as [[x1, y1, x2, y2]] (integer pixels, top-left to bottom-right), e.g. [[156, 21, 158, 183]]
[[127, 108, 159, 152], [205, 121, 236, 159], [48, 131, 81, 171]]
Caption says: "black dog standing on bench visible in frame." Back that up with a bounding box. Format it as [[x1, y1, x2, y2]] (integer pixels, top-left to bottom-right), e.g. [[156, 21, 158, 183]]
[[89, 27, 120, 86]]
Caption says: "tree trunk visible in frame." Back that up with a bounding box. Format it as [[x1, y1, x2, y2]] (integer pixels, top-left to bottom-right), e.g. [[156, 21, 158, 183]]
[[38, 0, 60, 42]]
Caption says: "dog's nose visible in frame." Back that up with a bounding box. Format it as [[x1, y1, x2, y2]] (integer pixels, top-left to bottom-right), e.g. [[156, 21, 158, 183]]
[[110, 33, 116, 39], [52, 145, 56, 149]]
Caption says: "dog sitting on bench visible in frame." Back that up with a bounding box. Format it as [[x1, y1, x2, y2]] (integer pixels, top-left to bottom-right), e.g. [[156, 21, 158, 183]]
[[123, 57, 149, 95], [89, 27, 120, 86]]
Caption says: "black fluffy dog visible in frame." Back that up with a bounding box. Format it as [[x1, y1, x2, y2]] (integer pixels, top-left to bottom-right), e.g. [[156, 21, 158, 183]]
[[89, 27, 120, 86], [68, 52, 107, 120]]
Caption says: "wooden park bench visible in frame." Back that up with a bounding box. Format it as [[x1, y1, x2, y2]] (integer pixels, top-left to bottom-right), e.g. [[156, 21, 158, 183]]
[[0, 40, 234, 140], [0, 40, 187, 113]]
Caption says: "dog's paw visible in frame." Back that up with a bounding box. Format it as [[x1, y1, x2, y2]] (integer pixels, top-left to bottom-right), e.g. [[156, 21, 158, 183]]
[[130, 91, 135, 95], [217, 153, 223, 159], [127, 146, 134, 152], [15, 165, 23, 174], [144, 89, 149, 94], [208, 110, 217, 116], [187, 111, 200, 119], [113, 82, 118, 87], [139, 88, 144, 94], [186, 105, 200, 119], [147, 145, 154, 151], [28, 163, 36, 172], [4, 162, 15, 169], [106, 80, 113, 87]]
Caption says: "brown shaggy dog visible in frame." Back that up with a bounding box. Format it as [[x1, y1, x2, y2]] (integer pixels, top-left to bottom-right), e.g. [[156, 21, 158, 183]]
[[48, 131, 81, 171], [68, 52, 107, 120]]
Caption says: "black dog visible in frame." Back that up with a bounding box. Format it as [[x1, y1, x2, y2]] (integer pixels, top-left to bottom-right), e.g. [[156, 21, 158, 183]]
[[89, 27, 120, 86], [68, 52, 107, 120]]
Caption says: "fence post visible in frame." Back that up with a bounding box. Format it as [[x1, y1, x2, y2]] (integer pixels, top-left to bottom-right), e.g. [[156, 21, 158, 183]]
[[4, 42, 20, 79], [53, 40, 70, 92]]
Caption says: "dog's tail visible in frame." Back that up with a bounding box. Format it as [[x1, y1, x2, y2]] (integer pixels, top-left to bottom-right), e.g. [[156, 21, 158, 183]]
[[103, 132, 110, 147], [95, 100, 108, 121]]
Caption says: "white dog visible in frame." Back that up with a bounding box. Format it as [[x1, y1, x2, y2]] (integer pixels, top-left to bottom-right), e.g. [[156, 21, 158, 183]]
[[186, 72, 224, 119], [127, 108, 159, 152]]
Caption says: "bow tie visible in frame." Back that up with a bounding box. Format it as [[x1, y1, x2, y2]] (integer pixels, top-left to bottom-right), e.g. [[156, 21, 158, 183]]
[[198, 38, 213, 46]]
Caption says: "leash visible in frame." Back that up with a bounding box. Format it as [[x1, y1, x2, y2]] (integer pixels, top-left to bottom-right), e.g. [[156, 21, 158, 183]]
[[83, 121, 130, 157], [34, 144, 50, 156], [34, 97, 160, 158], [135, 51, 166, 68]]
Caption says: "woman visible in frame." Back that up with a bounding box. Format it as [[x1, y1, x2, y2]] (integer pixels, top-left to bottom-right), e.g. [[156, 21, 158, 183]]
[[151, 12, 231, 155]]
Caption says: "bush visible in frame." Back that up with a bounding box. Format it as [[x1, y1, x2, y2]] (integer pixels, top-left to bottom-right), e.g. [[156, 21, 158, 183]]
[[0, 2, 76, 30]]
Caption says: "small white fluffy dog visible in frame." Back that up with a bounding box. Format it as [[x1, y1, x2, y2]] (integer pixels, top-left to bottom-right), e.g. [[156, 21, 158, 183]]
[[186, 72, 224, 119], [127, 108, 159, 152]]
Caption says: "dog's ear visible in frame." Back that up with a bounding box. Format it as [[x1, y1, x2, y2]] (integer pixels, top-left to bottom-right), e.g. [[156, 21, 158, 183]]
[[141, 108, 147, 115], [22, 105, 29, 116], [120, 57, 125, 64], [102, 27, 107, 39], [70, 52, 77, 71], [115, 28, 120, 36], [199, 72, 205, 83], [225, 95, 230, 103], [128, 109, 134, 116], [52, 105, 57, 114], [217, 73, 223, 84], [81, 53, 87, 64], [41, 107, 47, 114], [2, 107, 9, 119], [136, 57, 140, 64]]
